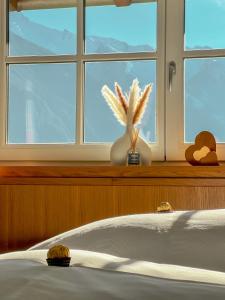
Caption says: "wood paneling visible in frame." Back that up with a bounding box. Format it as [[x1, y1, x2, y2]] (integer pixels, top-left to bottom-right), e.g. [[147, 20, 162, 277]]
[[0, 186, 9, 252], [44, 186, 80, 237], [1, 185, 81, 250], [79, 186, 117, 225], [7, 186, 46, 250], [1, 165, 225, 252], [116, 186, 156, 215]]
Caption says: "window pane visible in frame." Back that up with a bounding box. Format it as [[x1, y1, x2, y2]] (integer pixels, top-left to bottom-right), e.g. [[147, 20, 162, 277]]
[[184, 58, 225, 143], [85, 1, 157, 54], [9, 6, 76, 56], [185, 0, 225, 50], [85, 60, 156, 143], [8, 63, 76, 144]]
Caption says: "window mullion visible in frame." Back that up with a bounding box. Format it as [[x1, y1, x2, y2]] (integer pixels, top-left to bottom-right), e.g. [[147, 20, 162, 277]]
[[76, 0, 84, 145], [0, 0, 7, 147], [184, 49, 225, 59], [82, 52, 158, 62], [156, 0, 166, 161], [165, 0, 184, 160], [5, 55, 78, 64]]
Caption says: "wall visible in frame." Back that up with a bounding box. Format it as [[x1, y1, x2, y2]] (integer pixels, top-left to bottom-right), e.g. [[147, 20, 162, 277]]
[[1, 165, 225, 252]]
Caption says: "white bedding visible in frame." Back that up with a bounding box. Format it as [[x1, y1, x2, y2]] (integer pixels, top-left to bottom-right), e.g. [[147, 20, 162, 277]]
[[30, 209, 225, 272], [1, 250, 225, 299], [2, 209, 225, 299]]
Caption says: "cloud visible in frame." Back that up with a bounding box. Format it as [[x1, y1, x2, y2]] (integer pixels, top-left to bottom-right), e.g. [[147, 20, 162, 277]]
[[215, 0, 225, 9]]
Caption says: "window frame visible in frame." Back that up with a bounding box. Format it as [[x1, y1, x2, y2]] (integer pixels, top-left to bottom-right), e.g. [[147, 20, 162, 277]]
[[166, 0, 225, 160], [0, 0, 165, 161]]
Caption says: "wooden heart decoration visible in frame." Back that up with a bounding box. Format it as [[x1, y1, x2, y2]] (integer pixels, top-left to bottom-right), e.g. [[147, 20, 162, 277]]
[[114, 0, 132, 6], [185, 131, 219, 166]]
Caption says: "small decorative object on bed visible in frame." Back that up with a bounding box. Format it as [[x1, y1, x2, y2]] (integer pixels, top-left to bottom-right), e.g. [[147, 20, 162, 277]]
[[157, 202, 173, 213], [185, 131, 219, 166], [101, 79, 153, 165], [46, 244, 71, 267]]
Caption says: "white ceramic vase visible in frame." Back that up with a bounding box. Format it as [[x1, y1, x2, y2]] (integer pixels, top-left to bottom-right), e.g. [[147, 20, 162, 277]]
[[110, 125, 152, 166]]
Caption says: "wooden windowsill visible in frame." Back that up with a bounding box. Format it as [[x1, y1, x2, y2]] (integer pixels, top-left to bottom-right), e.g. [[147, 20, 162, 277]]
[[0, 162, 225, 178]]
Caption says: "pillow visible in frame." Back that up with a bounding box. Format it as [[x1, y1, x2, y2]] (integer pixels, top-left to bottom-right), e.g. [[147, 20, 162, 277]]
[[29, 209, 225, 272]]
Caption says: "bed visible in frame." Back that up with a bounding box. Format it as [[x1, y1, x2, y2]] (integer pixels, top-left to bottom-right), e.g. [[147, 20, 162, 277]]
[[1, 209, 225, 299]]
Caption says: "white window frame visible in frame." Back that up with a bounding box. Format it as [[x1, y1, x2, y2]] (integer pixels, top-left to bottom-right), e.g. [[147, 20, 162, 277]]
[[0, 0, 165, 161], [166, 0, 225, 160]]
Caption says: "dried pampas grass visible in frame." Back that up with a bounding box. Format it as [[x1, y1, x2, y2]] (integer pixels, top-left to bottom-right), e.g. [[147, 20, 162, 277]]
[[101, 85, 127, 125], [101, 79, 153, 127], [133, 83, 152, 125], [115, 83, 128, 114]]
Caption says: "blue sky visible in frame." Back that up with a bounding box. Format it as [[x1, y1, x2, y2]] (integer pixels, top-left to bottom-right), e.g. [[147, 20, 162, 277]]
[[22, 0, 225, 50], [22, 2, 157, 48], [185, 0, 225, 49], [86, 3, 156, 47], [22, 8, 77, 33]]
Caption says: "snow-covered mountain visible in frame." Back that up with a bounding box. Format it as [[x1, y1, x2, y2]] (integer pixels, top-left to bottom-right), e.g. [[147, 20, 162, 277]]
[[9, 13, 76, 55], [9, 12, 156, 144], [185, 58, 225, 142], [8, 12, 225, 144]]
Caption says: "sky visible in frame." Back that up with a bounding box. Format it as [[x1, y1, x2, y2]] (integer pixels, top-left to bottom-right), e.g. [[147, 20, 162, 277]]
[[21, 0, 225, 50], [185, 0, 225, 49], [22, 2, 157, 48]]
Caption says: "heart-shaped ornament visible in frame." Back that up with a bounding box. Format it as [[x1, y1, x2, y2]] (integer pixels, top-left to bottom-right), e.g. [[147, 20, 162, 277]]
[[185, 131, 219, 166], [114, 0, 131, 6]]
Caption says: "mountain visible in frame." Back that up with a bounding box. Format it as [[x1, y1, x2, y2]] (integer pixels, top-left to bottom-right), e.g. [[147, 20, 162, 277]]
[[9, 13, 76, 55], [8, 12, 225, 144], [185, 58, 225, 142], [86, 36, 154, 54], [8, 12, 156, 144]]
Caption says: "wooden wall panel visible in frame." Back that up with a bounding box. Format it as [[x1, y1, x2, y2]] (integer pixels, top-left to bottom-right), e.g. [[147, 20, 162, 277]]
[[79, 186, 117, 225], [2, 185, 81, 251], [1, 165, 225, 253], [0, 186, 9, 252], [44, 186, 80, 237], [7, 185, 46, 250], [154, 187, 204, 211], [154, 187, 225, 211], [117, 186, 225, 216], [198, 187, 225, 209], [116, 186, 156, 216]]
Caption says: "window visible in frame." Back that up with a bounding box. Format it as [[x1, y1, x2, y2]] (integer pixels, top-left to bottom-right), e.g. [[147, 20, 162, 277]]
[[166, 0, 225, 160], [0, 0, 224, 161]]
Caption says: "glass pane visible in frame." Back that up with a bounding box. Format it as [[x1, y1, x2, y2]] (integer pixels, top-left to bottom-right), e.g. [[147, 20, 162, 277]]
[[85, 1, 157, 54], [8, 63, 76, 144], [85, 60, 156, 143], [184, 58, 225, 143], [9, 5, 76, 56], [185, 0, 225, 50]]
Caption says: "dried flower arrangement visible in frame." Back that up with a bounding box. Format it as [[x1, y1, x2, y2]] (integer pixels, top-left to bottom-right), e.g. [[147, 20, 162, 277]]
[[101, 79, 152, 129], [101, 79, 153, 165]]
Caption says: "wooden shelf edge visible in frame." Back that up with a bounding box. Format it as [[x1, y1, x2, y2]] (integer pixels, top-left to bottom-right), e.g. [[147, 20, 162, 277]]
[[0, 165, 225, 179]]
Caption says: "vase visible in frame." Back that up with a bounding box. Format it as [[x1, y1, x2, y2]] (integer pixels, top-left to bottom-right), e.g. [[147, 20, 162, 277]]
[[110, 125, 152, 166]]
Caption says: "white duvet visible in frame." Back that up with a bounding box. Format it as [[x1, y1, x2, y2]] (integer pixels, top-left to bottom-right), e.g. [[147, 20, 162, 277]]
[[2, 209, 225, 299], [1, 249, 225, 299]]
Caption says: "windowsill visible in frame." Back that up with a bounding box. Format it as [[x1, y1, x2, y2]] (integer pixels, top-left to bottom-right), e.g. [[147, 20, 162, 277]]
[[0, 161, 225, 178]]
